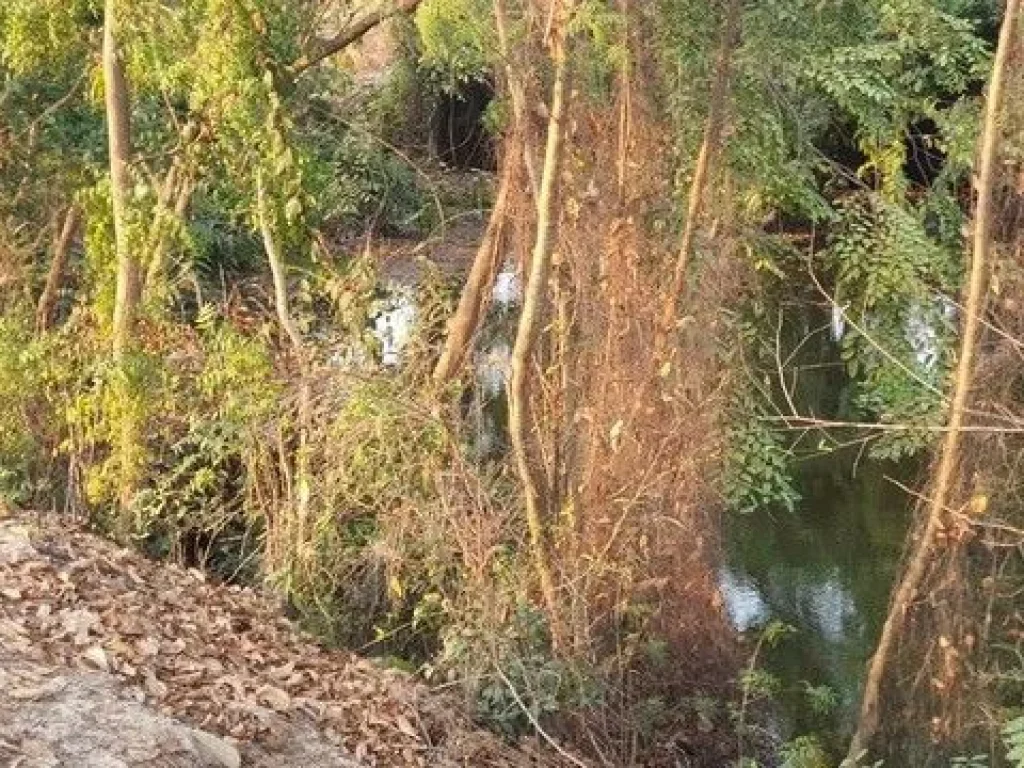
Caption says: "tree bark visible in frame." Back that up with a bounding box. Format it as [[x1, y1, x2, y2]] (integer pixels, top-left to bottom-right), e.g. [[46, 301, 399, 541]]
[[432, 168, 510, 383], [289, 0, 424, 77], [844, 2, 1020, 762], [257, 173, 304, 353], [431, 0, 537, 384], [494, 0, 539, 200], [508, 9, 572, 652], [657, 0, 741, 349], [35, 205, 81, 333], [105, 0, 138, 358], [103, 0, 143, 517], [144, 168, 195, 297], [257, 172, 312, 536]]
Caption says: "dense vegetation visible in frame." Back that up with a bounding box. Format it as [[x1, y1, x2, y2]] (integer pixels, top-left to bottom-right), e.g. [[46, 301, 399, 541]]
[[1, 0, 1023, 765]]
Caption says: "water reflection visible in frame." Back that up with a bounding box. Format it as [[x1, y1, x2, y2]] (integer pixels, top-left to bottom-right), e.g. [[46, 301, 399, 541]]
[[365, 268, 918, 758], [722, 454, 914, 753], [366, 265, 520, 369]]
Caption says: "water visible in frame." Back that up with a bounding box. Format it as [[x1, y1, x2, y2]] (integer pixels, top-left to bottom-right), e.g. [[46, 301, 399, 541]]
[[722, 438, 916, 756]]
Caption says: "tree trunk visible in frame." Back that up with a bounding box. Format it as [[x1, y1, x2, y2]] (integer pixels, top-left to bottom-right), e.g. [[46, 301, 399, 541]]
[[257, 173, 303, 353], [431, 0, 535, 384], [657, 0, 741, 349], [494, 0, 539, 200], [257, 172, 312, 538], [105, 0, 137, 358], [844, 2, 1020, 762], [35, 205, 80, 333], [508, 9, 572, 652], [144, 168, 194, 297], [432, 165, 511, 383], [103, 0, 142, 517]]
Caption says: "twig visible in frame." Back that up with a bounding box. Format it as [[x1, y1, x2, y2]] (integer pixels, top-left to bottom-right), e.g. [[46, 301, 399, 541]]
[[493, 663, 591, 768]]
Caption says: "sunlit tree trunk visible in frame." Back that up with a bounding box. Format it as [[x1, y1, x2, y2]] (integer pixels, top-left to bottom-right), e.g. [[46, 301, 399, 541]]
[[657, 0, 741, 351], [35, 204, 80, 333], [432, 0, 534, 384], [508, 3, 572, 651], [845, 1, 1021, 761], [105, 0, 137, 357], [432, 165, 511, 383], [289, 0, 424, 76], [103, 0, 144, 516], [257, 172, 311, 541], [257, 174, 303, 352], [144, 167, 194, 298]]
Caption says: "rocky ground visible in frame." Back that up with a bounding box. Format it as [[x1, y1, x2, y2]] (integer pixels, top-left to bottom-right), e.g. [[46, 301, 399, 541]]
[[0, 511, 574, 768]]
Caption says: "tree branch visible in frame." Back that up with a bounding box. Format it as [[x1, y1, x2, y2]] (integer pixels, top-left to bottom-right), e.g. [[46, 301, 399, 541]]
[[289, 0, 423, 77]]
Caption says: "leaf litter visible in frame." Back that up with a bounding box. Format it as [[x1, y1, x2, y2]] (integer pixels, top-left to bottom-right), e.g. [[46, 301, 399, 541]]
[[0, 513, 577, 767]]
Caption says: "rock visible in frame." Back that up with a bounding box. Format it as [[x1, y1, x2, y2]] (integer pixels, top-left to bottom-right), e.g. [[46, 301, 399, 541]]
[[190, 729, 242, 768]]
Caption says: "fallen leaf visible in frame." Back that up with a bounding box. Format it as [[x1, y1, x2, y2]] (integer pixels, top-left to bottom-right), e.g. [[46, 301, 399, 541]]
[[256, 684, 291, 712], [60, 609, 99, 645], [396, 714, 419, 740], [82, 645, 109, 672], [144, 668, 169, 700]]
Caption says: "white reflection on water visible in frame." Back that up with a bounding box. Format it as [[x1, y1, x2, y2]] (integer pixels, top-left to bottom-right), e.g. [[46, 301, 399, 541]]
[[365, 268, 519, 368], [718, 566, 769, 632], [718, 565, 857, 643]]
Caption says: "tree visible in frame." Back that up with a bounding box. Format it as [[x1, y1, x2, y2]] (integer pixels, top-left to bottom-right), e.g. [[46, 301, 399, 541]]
[[104, 0, 137, 358], [845, 1, 1022, 761], [508, 0, 573, 652], [35, 204, 80, 333]]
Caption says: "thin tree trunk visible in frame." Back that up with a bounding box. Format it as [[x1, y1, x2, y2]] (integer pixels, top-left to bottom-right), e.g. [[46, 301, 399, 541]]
[[657, 0, 741, 348], [257, 172, 303, 352], [432, 166, 511, 383], [144, 170, 194, 296], [257, 172, 312, 539], [508, 11, 572, 652], [431, 0, 534, 384], [35, 204, 80, 333], [495, 0, 539, 200], [844, 2, 1020, 762], [103, 0, 142, 516], [105, 0, 137, 358], [140, 159, 179, 295]]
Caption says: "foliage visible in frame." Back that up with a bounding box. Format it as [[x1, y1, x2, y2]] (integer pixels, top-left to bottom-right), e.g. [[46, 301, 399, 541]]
[[0, 0, 1018, 765], [1005, 716, 1024, 768], [779, 735, 831, 768], [0, 314, 51, 502], [415, 0, 494, 90], [827, 194, 960, 459], [724, 381, 801, 515]]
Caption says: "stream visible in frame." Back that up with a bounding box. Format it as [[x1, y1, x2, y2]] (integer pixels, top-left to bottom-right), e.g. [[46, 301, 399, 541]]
[[722, 452, 914, 754]]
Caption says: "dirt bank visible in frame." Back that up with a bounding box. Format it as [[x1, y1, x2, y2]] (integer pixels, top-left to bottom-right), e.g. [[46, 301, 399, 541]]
[[0, 512, 574, 768]]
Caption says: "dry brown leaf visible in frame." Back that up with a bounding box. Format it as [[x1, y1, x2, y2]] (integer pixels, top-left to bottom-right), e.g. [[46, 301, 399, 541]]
[[395, 714, 419, 740], [256, 685, 291, 712], [60, 609, 99, 645], [144, 668, 169, 700]]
